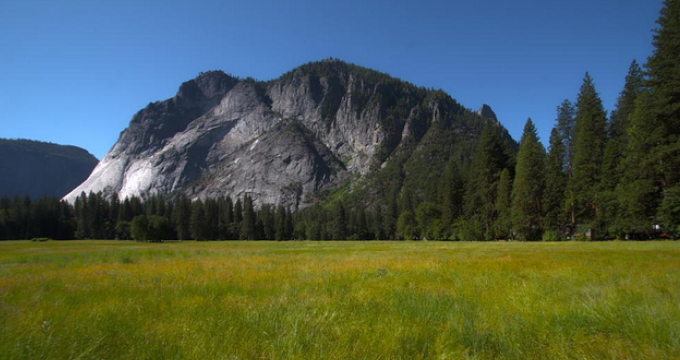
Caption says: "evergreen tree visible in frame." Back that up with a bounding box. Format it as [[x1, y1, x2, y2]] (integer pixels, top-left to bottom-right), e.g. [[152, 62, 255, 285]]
[[609, 60, 644, 149], [190, 200, 206, 241], [130, 215, 150, 242], [234, 198, 243, 225], [556, 100, 577, 225], [275, 204, 287, 241], [556, 99, 576, 175], [463, 122, 511, 240], [148, 215, 173, 241], [569, 73, 608, 234], [599, 61, 645, 236], [203, 199, 220, 240], [331, 203, 348, 240], [240, 195, 257, 240], [384, 193, 399, 240], [259, 204, 275, 240], [108, 193, 120, 239], [284, 208, 294, 240], [602, 60, 644, 191], [495, 168, 513, 239], [374, 205, 385, 240], [415, 202, 442, 240], [511, 119, 546, 240], [217, 196, 236, 240], [173, 195, 192, 240], [543, 128, 568, 236], [616, 0, 680, 237], [438, 159, 465, 235], [396, 209, 417, 240]]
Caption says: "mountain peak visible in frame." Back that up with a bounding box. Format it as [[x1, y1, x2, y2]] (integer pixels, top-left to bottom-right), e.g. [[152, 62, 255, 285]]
[[477, 104, 498, 121], [65, 62, 515, 210]]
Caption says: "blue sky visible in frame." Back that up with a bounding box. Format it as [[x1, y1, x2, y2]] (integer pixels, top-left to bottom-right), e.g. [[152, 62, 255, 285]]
[[1, 0, 664, 159]]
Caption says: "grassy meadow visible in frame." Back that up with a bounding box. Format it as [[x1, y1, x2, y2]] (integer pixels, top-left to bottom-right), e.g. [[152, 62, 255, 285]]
[[0, 240, 679, 359]]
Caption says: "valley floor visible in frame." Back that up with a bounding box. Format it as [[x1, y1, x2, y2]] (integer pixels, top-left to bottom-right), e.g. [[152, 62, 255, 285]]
[[1, 240, 679, 359]]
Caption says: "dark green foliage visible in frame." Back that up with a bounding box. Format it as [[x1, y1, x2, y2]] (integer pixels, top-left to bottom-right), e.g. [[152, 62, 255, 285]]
[[396, 210, 418, 240], [130, 214, 172, 242], [462, 123, 513, 240], [239, 196, 257, 240], [615, 0, 680, 238], [556, 100, 576, 175], [173, 195, 192, 240], [331, 203, 348, 240], [556, 100, 577, 226], [609, 60, 644, 148], [130, 215, 150, 242], [570, 73, 608, 229], [415, 202, 442, 240], [0, 196, 73, 240], [190, 200, 207, 241], [543, 128, 568, 236], [438, 159, 465, 237], [597, 61, 645, 236], [495, 168, 513, 240], [511, 119, 546, 241]]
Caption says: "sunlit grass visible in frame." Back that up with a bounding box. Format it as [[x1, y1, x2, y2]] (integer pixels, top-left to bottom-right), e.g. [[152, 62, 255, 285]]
[[1, 240, 679, 359]]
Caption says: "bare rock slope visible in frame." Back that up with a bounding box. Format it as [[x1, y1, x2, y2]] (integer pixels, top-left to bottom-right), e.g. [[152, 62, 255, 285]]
[[65, 60, 510, 209]]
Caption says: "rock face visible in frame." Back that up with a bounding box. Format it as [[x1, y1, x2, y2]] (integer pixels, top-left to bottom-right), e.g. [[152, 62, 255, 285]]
[[0, 139, 98, 198], [477, 104, 498, 121], [65, 60, 512, 210]]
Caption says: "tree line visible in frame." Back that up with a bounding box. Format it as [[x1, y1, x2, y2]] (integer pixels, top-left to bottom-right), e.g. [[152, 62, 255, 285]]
[[0, 193, 296, 241]]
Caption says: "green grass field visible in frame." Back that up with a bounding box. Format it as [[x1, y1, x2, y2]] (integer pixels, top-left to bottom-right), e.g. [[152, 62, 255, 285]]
[[1, 240, 679, 359]]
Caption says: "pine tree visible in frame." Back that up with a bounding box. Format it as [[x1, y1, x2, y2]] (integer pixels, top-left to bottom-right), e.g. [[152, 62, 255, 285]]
[[644, 0, 680, 231], [556, 100, 576, 176], [259, 204, 275, 240], [511, 119, 546, 240], [190, 200, 206, 241], [240, 195, 257, 240], [275, 204, 287, 241], [173, 195, 192, 240], [438, 159, 465, 234], [618, 0, 680, 237], [609, 60, 644, 149], [555, 100, 577, 226], [130, 215, 150, 242], [234, 198, 243, 224], [331, 203, 348, 240], [543, 128, 568, 237], [284, 208, 294, 240], [495, 168, 513, 239], [598, 61, 644, 236], [218, 196, 234, 239], [569, 73, 608, 235], [463, 122, 511, 240], [203, 199, 220, 240]]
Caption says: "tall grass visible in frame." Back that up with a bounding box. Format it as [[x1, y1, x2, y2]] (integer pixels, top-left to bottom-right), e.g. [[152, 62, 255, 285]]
[[0, 240, 679, 359]]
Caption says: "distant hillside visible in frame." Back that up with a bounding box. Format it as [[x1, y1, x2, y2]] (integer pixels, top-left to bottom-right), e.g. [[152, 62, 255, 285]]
[[0, 139, 98, 198]]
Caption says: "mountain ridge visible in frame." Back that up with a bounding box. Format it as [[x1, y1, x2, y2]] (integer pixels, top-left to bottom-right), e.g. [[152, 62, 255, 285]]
[[64, 59, 515, 210], [0, 138, 98, 199]]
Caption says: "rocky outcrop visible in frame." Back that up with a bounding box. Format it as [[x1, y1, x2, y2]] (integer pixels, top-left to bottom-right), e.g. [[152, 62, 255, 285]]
[[477, 104, 498, 121], [64, 60, 513, 210], [0, 139, 98, 198]]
